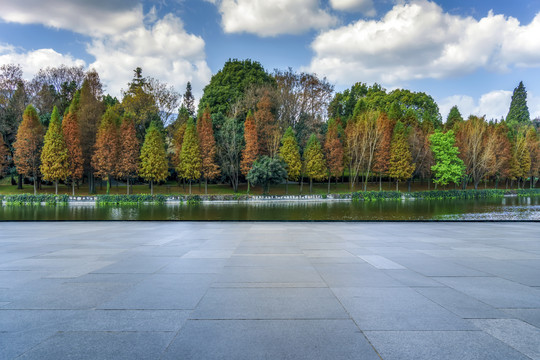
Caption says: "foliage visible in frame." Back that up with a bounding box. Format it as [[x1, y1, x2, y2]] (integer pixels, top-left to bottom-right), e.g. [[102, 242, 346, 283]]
[[182, 81, 195, 118], [116, 116, 140, 192], [217, 117, 243, 192], [92, 107, 119, 188], [445, 105, 463, 130], [1, 194, 69, 205], [178, 118, 201, 183], [254, 92, 278, 157], [241, 111, 259, 176], [62, 107, 84, 182], [13, 105, 44, 193], [139, 121, 169, 192], [388, 121, 415, 186], [40, 106, 70, 188], [324, 120, 344, 179], [279, 126, 302, 182], [304, 134, 326, 182], [246, 155, 287, 194], [197, 107, 220, 182], [430, 130, 465, 186], [0, 134, 8, 176], [199, 59, 274, 116], [96, 194, 166, 205], [506, 81, 530, 127]]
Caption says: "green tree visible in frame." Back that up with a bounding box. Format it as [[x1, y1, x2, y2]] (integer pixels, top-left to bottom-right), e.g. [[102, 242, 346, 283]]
[[506, 81, 530, 128], [13, 105, 44, 194], [247, 156, 287, 194], [198, 59, 274, 116], [445, 105, 463, 130], [40, 106, 70, 194], [178, 118, 201, 194], [279, 126, 302, 194], [429, 130, 464, 188], [139, 121, 169, 195], [388, 121, 415, 191], [304, 134, 326, 193], [217, 116, 243, 192]]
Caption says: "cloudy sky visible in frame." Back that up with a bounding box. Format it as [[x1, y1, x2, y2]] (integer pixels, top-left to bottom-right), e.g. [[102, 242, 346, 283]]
[[1, 0, 539, 120]]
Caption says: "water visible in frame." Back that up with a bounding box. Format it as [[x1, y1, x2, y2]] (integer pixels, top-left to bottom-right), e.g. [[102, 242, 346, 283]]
[[0, 196, 538, 221]]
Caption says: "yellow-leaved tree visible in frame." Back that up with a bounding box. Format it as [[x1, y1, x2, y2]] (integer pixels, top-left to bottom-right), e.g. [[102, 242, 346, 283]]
[[41, 106, 70, 194], [139, 122, 168, 195]]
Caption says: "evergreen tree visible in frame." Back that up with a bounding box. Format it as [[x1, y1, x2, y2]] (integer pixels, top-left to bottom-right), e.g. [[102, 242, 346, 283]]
[[183, 82, 195, 118], [139, 122, 169, 195], [445, 105, 463, 130], [92, 108, 119, 194], [117, 117, 140, 194], [178, 118, 201, 194], [279, 126, 302, 194], [241, 111, 259, 191], [40, 106, 70, 194], [388, 121, 415, 191], [246, 156, 287, 194], [429, 130, 464, 188], [13, 105, 44, 195], [197, 107, 220, 194], [304, 134, 326, 193], [506, 81, 530, 127], [62, 101, 84, 196]]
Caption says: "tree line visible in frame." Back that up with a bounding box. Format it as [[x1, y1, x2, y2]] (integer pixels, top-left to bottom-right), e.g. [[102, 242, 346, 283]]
[[0, 60, 538, 195]]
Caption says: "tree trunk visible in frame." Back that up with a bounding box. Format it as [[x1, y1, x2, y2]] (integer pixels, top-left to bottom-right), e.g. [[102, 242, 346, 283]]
[[310, 178, 313, 194], [379, 174, 382, 192], [150, 180, 154, 196], [55, 179, 58, 195], [407, 179, 411, 192], [72, 180, 75, 196], [299, 177, 303, 194], [285, 180, 288, 195], [17, 174, 23, 189], [189, 180, 192, 194], [247, 180, 250, 194], [205, 178, 208, 195], [127, 177, 130, 195], [33, 177, 37, 195], [396, 180, 398, 192], [328, 176, 331, 194]]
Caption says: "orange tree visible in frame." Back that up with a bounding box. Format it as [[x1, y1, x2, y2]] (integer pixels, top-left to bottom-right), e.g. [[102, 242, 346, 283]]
[[117, 116, 140, 194], [197, 107, 220, 194], [241, 111, 259, 192], [92, 108, 119, 194]]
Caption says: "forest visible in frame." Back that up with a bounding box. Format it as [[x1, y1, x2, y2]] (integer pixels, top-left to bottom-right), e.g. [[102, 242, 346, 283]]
[[0, 59, 538, 196]]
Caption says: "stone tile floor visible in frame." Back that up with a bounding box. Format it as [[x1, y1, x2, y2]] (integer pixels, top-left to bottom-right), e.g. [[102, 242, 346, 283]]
[[0, 222, 539, 359]]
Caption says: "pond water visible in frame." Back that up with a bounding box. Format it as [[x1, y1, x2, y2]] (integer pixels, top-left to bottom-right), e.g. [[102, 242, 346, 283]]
[[0, 196, 538, 221]]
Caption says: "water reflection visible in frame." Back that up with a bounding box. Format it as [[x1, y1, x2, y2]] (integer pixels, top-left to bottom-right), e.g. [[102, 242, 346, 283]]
[[0, 197, 538, 221]]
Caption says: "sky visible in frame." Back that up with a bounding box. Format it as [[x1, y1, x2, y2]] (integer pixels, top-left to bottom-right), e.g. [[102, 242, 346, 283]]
[[1, 0, 540, 121]]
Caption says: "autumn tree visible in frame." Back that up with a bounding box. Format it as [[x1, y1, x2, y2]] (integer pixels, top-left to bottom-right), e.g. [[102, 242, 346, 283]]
[[324, 119, 344, 193], [373, 115, 394, 190], [241, 111, 259, 192], [304, 134, 326, 193], [92, 108, 119, 194], [139, 121, 169, 195], [197, 107, 220, 194], [41, 106, 70, 194], [388, 121, 415, 191], [255, 92, 279, 157], [178, 118, 201, 194], [409, 123, 434, 190], [429, 130, 464, 188], [509, 134, 531, 188], [62, 101, 84, 195], [13, 105, 44, 194], [279, 126, 302, 194], [117, 116, 140, 194]]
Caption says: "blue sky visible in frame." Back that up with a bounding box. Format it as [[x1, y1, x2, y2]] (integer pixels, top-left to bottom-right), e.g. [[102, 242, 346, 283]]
[[1, 0, 539, 120]]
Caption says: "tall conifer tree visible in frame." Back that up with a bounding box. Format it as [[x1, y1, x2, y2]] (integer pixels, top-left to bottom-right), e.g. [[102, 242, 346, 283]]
[[117, 116, 140, 194], [241, 111, 259, 192], [388, 121, 415, 191], [92, 108, 119, 194], [63, 101, 84, 195], [178, 118, 201, 194], [41, 106, 70, 194], [506, 81, 530, 126], [304, 134, 326, 194], [197, 107, 220, 194], [139, 122, 169, 195], [279, 126, 302, 194], [13, 105, 44, 195]]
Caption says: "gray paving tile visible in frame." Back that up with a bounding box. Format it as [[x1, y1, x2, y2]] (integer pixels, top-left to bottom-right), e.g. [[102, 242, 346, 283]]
[[158, 258, 227, 274], [358, 255, 405, 269], [502, 308, 540, 328], [162, 319, 380, 360], [191, 287, 349, 319], [315, 263, 403, 287], [0, 328, 57, 359], [15, 331, 175, 360], [365, 330, 531, 360], [333, 287, 475, 330], [415, 287, 510, 319], [434, 276, 540, 308], [470, 319, 540, 360], [99, 274, 215, 310], [382, 269, 442, 287], [216, 266, 324, 284]]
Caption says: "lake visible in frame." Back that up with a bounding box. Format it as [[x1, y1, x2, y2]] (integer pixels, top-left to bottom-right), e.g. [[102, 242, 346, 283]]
[[0, 196, 538, 220]]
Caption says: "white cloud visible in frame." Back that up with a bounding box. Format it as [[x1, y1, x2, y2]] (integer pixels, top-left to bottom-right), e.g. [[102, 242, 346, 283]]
[[0, 0, 142, 37], [330, 0, 376, 16], [307, 0, 540, 86], [0, 44, 86, 80], [210, 0, 338, 36], [0, 1, 211, 98], [439, 90, 512, 121], [87, 14, 211, 97]]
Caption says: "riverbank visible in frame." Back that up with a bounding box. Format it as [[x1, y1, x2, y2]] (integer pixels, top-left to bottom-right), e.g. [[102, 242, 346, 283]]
[[1, 189, 539, 206]]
